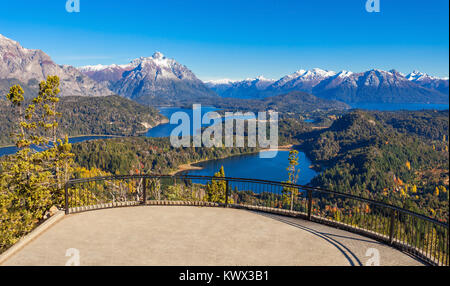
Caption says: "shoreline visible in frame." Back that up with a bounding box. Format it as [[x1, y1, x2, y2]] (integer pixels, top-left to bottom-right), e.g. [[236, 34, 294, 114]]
[[139, 117, 170, 134], [1, 115, 169, 148], [68, 134, 122, 139], [0, 134, 123, 149], [260, 144, 293, 152], [170, 146, 294, 176]]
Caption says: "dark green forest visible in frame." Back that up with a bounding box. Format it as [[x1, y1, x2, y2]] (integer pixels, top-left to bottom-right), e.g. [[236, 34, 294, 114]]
[[0, 95, 165, 146], [277, 110, 449, 221]]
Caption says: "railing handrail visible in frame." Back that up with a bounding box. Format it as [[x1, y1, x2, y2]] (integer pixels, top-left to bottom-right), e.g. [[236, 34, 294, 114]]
[[66, 174, 449, 228]]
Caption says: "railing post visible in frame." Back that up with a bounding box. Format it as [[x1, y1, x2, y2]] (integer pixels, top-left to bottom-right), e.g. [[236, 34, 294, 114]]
[[64, 182, 69, 215], [224, 179, 229, 208], [389, 209, 397, 244], [290, 188, 294, 211], [142, 177, 147, 205], [307, 190, 312, 220]]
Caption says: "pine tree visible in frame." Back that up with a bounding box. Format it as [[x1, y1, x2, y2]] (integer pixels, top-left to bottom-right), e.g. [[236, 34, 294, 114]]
[[282, 150, 300, 210], [205, 166, 228, 203], [0, 76, 74, 251]]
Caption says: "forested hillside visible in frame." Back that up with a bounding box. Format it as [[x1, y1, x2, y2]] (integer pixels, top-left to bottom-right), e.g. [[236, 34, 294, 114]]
[[371, 110, 449, 141], [281, 110, 449, 222], [0, 95, 165, 146], [72, 137, 259, 175]]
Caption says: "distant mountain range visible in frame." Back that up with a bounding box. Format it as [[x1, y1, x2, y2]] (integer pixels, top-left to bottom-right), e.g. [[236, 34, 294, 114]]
[[1, 34, 448, 107], [207, 69, 449, 104], [204, 76, 276, 99], [405, 70, 449, 95]]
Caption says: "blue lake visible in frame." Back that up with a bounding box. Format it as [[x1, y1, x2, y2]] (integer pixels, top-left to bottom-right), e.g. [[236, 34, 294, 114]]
[[146, 106, 256, 138], [146, 106, 218, 138], [0, 135, 114, 157], [180, 150, 318, 185]]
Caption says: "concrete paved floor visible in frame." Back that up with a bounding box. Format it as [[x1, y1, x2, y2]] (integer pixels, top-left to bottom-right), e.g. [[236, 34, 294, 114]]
[[2, 206, 424, 266]]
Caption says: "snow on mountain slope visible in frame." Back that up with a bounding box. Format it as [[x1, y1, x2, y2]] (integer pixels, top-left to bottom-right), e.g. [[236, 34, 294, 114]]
[[206, 67, 448, 104], [96, 53, 218, 105], [406, 71, 449, 95], [207, 76, 275, 99]]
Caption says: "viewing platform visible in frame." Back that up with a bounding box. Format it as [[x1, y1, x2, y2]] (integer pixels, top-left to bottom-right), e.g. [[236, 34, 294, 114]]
[[0, 174, 447, 266], [1, 206, 423, 266]]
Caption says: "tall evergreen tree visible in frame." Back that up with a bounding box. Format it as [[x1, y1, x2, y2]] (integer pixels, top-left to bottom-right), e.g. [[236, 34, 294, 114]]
[[282, 150, 300, 210], [0, 76, 74, 251], [206, 166, 228, 203]]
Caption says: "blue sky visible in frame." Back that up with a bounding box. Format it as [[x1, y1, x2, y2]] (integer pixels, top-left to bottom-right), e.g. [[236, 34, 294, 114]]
[[1, 0, 448, 80]]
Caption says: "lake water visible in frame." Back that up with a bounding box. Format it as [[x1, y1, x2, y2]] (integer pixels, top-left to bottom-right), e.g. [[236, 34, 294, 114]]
[[146, 106, 256, 138], [180, 150, 318, 184], [0, 135, 114, 157], [350, 103, 449, 111], [146, 106, 218, 137]]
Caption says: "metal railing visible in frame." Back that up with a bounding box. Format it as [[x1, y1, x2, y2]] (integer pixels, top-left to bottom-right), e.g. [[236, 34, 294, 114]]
[[65, 174, 449, 266]]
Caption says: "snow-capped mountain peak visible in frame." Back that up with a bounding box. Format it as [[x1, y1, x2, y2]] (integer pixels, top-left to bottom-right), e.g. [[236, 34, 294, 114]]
[[255, 75, 273, 81], [271, 68, 337, 92], [404, 70, 449, 95], [152, 51, 164, 59], [129, 52, 178, 70], [309, 68, 337, 77], [283, 68, 336, 81], [336, 70, 353, 78], [242, 75, 275, 82], [406, 70, 438, 81], [78, 63, 132, 72], [78, 52, 196, 83], [79, 52, 176, 74], [77, 52, 216, 105], [204, 79, 238, 85]]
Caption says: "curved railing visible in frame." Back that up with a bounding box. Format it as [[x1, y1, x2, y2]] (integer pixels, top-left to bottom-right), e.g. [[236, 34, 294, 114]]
[[65, 174, 449, 266]]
